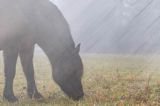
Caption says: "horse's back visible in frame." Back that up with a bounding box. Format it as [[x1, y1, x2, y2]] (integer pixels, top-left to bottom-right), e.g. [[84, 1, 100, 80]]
[[0, 0, 75, 51]]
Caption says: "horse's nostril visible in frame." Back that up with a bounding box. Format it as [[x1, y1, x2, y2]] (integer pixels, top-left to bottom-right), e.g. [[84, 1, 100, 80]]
[[73, 93, 84, 101], [80, 93, 84, 99], [78, 95, 84, 100]]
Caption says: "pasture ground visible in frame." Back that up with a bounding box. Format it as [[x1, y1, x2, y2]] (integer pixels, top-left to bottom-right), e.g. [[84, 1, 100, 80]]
[[0, 53, 160, 105]]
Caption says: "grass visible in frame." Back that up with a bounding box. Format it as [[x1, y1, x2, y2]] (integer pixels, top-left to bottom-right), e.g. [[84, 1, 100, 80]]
[[0, 53, 160, 105]]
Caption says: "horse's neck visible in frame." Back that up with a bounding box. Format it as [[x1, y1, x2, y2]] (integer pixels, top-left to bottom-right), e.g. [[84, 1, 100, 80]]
[[35, 2, 75, 63], [37, 34, 75, 64]]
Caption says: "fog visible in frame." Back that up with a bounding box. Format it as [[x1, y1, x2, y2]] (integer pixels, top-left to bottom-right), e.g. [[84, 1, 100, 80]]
[[50, 0, 160, 54]]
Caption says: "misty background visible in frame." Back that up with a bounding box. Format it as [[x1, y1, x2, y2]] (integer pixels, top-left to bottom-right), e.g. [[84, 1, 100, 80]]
[[48, 0, 160, 54]]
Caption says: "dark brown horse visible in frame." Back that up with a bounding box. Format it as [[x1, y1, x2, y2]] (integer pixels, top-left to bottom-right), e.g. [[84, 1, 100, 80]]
[[0, 0, 84, 102]]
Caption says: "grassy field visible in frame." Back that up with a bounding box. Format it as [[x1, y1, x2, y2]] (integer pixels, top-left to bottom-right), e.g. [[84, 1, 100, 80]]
[[0, 53, 160, 105]]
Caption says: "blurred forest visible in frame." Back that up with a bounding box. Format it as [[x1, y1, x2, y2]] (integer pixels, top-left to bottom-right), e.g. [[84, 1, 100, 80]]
[[52, 0, 160, 54]]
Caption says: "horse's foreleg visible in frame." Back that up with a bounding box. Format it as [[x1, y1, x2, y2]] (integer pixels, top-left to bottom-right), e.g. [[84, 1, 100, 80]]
[[19, 45, 43, 99], [3, 46, 18, 102]]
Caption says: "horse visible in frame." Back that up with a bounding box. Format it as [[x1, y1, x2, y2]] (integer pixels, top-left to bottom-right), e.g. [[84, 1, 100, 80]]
[[0, 0, 84, 102]]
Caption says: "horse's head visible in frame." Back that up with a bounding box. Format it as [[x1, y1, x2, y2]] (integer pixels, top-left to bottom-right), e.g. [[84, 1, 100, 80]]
[[53, 44, 84, 100]]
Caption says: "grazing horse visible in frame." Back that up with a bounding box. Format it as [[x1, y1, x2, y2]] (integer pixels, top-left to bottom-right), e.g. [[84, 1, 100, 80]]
[[0, 0, 84, 102]]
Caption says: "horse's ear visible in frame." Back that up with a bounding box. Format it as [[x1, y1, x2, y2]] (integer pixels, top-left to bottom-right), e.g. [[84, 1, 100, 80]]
[[75, 43, 81, 53]]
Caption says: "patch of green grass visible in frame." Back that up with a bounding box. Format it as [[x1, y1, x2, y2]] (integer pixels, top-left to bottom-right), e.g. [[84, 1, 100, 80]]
[[0, 53, 160, 105]]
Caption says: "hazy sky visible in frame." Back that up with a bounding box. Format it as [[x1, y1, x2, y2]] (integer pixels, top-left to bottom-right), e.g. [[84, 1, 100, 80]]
[[49, 0, 160, 54]]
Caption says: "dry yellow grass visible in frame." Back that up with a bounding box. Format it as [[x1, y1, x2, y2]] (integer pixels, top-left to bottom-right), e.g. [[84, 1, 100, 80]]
[[0, 53, 160, 105]]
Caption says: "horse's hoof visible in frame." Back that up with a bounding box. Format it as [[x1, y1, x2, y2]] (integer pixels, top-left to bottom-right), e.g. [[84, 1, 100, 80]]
[[34, 92, 44, 101], [28, 91, 44, 100], [4, 95, 18, 103]]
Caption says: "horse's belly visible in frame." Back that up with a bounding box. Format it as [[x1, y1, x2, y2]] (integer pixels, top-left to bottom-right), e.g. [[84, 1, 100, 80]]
[[0, 21, 27, 50], [0, 12, 31, 50], [0, 24, 19, 49]]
